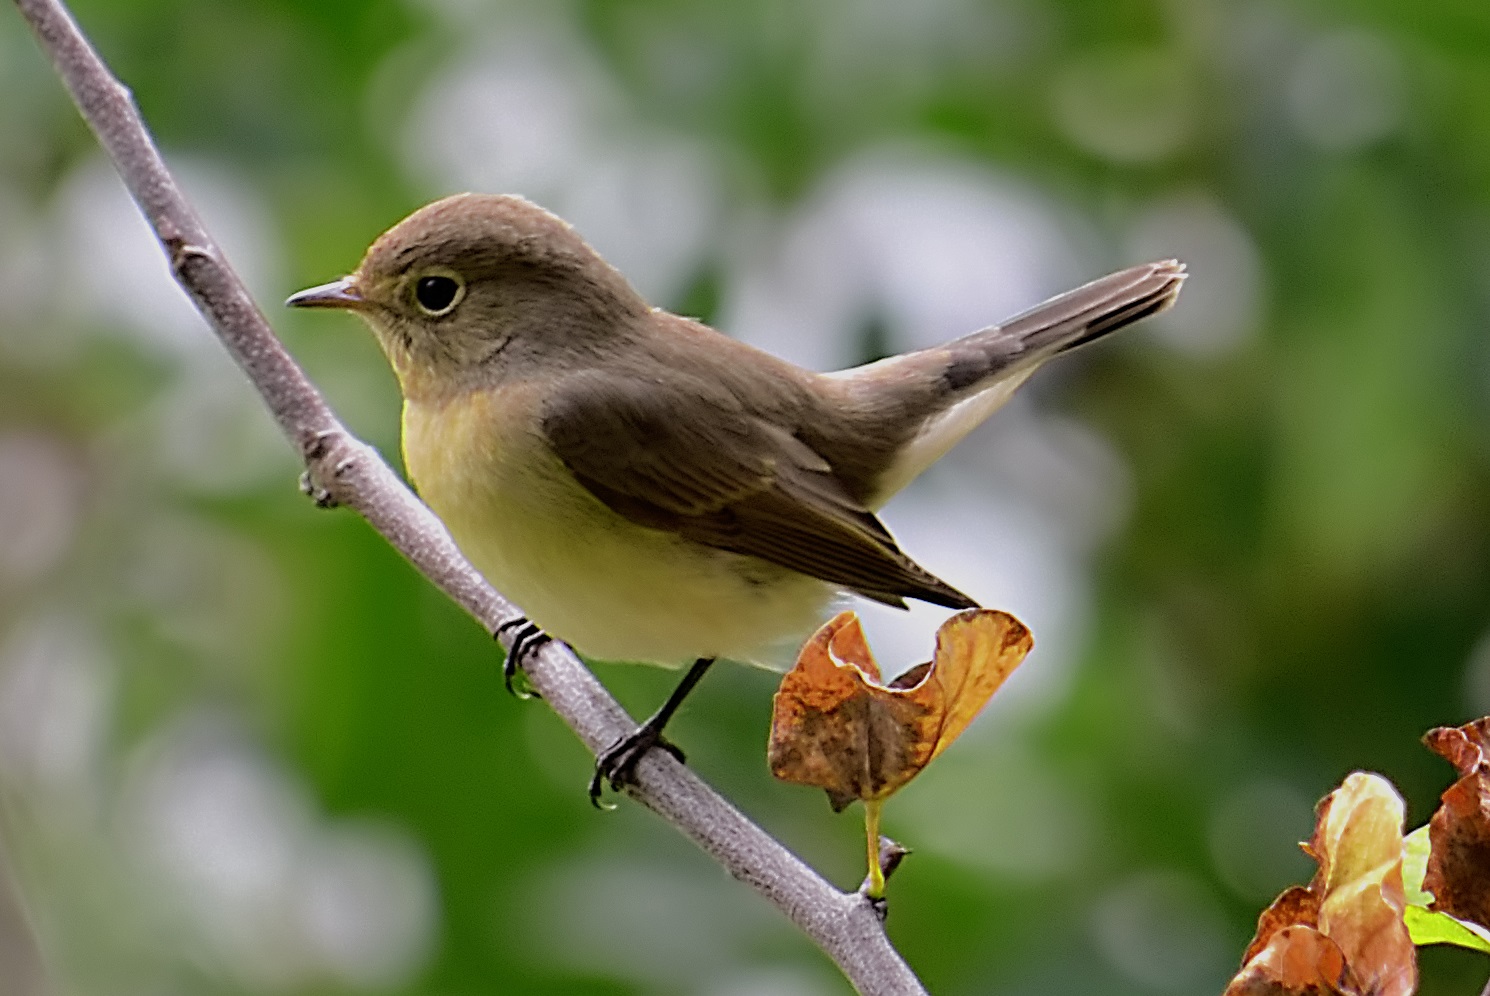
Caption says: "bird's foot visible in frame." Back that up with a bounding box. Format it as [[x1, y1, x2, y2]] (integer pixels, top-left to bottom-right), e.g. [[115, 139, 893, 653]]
[[588, 720, 686, 808], [587, 657, 714, 808], [494, 618, 550, 699]]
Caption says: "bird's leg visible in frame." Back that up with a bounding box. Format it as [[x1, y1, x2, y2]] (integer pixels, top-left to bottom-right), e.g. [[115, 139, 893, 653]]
[[589, 657, 716, 807], [493, 617, 550, 699]]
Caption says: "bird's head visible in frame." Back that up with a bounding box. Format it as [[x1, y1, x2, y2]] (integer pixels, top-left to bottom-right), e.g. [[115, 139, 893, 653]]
[[288, 193, 648, 400]]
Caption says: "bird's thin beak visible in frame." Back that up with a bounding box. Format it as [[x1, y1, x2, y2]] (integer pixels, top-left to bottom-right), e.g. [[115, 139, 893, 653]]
[[286, 277, 365, 310]]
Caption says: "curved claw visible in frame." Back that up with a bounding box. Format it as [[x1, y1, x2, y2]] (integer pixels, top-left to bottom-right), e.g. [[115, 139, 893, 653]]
[[588, 726, 687, 808], [494, 618, 549, 699], [586, 656, 714, 808]]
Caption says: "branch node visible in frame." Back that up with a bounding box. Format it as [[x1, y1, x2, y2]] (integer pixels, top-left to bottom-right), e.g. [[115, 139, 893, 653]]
[[299, 428, 337, 462], [878, 836, 911, 883], [298, 428, 357, 508], [857, 836, 911, 914], [167, 240, 213, 278], [298, 469, 338, 509]]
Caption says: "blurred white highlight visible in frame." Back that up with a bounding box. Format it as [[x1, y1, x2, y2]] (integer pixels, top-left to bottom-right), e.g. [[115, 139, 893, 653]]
[[526, 857, 798, 991], [0, 187, 71, 367], [402, 31, 719, 305], [57, 156, 282, 364], [1091, 870, 1235, 993], [1461, 627, 1490, 716], [0, 432, 84, 587], [722, 150, 1086, 369], [122, 514, 287, 670], [894, 742, 1092, 880], [122, 715, 438, 990], [1208, 779, 1316, 902], [0, 616, 108, 790], [57, 157, 295, 495], [1051, 46, 1195, 163], [1127, 193, 1264, 358], [1287, 30, 1405, 152]]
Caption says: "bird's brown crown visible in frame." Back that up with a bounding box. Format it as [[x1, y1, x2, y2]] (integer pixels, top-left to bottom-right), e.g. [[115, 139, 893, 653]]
[[358, 193, 602, 284]]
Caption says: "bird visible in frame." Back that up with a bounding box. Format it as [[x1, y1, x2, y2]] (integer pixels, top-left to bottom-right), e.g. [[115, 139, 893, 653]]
[[288, 192, 1184, 801]]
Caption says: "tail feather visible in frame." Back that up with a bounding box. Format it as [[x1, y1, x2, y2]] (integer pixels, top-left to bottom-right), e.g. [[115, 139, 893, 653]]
[[966, 258, 1187, 365], [835, 259, 1185, 506]]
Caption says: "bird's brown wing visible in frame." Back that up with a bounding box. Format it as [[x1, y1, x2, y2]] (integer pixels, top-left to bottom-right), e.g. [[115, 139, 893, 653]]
[[540, 370, 975, 610]]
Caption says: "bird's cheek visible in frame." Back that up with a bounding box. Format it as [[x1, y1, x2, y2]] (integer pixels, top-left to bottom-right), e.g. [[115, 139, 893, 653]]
[[355, 316, 415, 376]]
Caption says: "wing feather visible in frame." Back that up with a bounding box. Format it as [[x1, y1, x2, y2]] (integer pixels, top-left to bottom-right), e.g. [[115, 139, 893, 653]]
[[541, 371, 975, 610]]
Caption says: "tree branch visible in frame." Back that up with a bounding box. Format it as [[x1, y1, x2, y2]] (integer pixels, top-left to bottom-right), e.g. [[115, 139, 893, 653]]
[[12, 0, 928, 992]]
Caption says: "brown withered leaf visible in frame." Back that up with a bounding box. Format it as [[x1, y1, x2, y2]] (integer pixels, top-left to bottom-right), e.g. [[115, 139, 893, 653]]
[[1225, 926, 1352, 996], [1223, 773, 1415, 996], [1239, 887, 1321, 966], [767, 609, 1032, 811], [1422, 717, 1490, 930]]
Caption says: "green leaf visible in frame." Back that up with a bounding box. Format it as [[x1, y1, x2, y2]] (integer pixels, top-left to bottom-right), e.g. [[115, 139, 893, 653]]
[[1402, 825, 1433, 907], [1404, 906, 1490, 954]]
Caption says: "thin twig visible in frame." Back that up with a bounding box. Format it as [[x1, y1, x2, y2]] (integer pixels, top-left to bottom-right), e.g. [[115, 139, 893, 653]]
[[11, 0, 928, 993]]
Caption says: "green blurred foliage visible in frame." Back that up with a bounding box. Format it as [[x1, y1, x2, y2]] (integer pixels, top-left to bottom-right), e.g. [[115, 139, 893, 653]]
[[2, 0, 1490, 994]]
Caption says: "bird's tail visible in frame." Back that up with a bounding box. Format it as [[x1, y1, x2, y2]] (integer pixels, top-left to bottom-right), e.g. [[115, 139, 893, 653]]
[[832, 259, 1186, 505]]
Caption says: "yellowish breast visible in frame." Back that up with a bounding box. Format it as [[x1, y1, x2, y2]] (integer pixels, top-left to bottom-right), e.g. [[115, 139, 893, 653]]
[[400, 385, 833, 668]]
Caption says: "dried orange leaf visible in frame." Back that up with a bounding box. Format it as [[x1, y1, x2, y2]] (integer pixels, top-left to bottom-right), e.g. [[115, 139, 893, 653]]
[[1422, 718, 1490, 931], [1311, 774, 1414, 996], [1224, 925, 1353, 995], [1225, 773, 1415, 996], [767, 609, 1031, 811], [1240, 886, 1321, 966]]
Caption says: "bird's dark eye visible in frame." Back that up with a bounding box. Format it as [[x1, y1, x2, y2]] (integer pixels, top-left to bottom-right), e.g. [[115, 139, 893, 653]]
[[413, 273, 464, 316]]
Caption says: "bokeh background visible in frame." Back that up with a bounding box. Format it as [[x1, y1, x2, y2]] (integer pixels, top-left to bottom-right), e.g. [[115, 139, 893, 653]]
[[2, 0, 1489, 993]]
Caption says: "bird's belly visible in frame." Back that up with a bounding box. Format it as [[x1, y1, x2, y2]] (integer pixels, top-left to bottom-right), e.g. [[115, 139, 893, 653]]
[[402, 393, 833, 669]]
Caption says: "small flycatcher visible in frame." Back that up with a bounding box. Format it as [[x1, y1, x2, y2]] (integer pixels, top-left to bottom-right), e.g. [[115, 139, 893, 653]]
[[290, 193, 1183, 797]]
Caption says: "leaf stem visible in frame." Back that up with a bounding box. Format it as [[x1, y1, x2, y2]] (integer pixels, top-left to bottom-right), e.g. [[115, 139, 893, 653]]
[[865, 798, 886, 899]]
